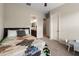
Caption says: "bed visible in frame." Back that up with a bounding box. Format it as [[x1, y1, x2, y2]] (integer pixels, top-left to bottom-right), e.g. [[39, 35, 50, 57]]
[[0, 28, 45, 56]]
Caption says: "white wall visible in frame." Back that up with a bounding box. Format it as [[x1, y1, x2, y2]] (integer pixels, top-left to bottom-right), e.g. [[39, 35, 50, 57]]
[[0, 4, 4, 40], [50, 3, 79, 40], [4, 3, 44, 38]]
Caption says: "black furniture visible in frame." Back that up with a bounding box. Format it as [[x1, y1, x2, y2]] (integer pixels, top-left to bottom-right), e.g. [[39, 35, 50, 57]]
[[31, 30, 37, 37]]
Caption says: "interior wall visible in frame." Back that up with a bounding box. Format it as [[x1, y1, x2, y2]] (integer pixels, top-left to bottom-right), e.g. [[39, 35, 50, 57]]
[[50, 3, 79, 40], [4, 3, 44, 38], [0, 4, 4, 40]]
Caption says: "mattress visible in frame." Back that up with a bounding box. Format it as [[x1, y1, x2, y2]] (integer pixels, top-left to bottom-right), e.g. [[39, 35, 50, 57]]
[[0, 36, 34, 56], [0, 36, 45, 56], [0, 45, 27, 56], [2, 35, 36, 46], [2, 37, 23, 46]]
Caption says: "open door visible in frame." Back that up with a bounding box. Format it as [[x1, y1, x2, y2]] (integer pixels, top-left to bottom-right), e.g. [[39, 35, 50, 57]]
[[43, 18, 47, 37]]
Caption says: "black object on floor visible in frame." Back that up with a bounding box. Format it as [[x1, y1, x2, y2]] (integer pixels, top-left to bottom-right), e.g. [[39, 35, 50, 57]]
[[43, 44, 50, 56]]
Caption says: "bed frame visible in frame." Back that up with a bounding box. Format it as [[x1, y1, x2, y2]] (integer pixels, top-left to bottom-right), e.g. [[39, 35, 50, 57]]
[[0, 28, 30, 43]]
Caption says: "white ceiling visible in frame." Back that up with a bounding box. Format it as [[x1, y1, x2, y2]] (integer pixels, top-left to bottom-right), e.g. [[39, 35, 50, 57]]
[[26, 3, 64, 14]]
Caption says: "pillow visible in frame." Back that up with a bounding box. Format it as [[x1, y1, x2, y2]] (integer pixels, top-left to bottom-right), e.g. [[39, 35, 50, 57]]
[[25, 29, 29, 35], [8, 30, 17, 37], [17, 29, 26, 37]]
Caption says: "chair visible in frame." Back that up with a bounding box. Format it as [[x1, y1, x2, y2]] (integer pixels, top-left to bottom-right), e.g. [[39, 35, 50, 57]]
[[73, 40, 79, 53], [74, 43, 79, 52], [67, 40, 75, 52]]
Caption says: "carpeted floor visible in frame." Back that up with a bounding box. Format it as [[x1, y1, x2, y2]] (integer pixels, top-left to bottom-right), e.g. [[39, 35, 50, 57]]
[[40, 37, 74, 56]]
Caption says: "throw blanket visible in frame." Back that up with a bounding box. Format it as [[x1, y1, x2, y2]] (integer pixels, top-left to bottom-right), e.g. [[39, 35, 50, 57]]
[[0, 45, 11, 53], [16, 39, 34, 46]]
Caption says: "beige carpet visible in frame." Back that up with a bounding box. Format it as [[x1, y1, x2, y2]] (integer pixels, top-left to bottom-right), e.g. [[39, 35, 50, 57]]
[[40, 37, 73, 56]]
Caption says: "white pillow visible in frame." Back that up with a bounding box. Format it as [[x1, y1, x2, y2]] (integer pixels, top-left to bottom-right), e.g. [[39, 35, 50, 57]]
[[8, 30, 17, 37], [25, 29, 29, 35]]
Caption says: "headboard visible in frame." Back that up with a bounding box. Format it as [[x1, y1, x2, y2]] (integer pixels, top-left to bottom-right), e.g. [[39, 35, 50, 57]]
[[3, 28, 30, 39]]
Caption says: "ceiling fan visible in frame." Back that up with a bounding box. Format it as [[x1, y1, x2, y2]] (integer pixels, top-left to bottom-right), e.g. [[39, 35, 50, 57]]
[[26, 3, 47, 7], [44, 3, 47, 7]]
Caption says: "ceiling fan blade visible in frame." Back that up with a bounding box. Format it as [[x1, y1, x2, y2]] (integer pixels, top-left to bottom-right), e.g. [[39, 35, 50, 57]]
[[26, 3, 31, 6]]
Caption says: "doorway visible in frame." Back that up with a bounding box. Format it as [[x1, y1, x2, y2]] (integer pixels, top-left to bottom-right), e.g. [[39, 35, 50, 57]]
[[43, 18, 49, 38], [30, 15, 37, 37], [43, 18, 46, 37]]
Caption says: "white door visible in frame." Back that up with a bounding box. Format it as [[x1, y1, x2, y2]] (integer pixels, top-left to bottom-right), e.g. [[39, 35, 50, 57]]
[[50, 13, 59, 40]]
